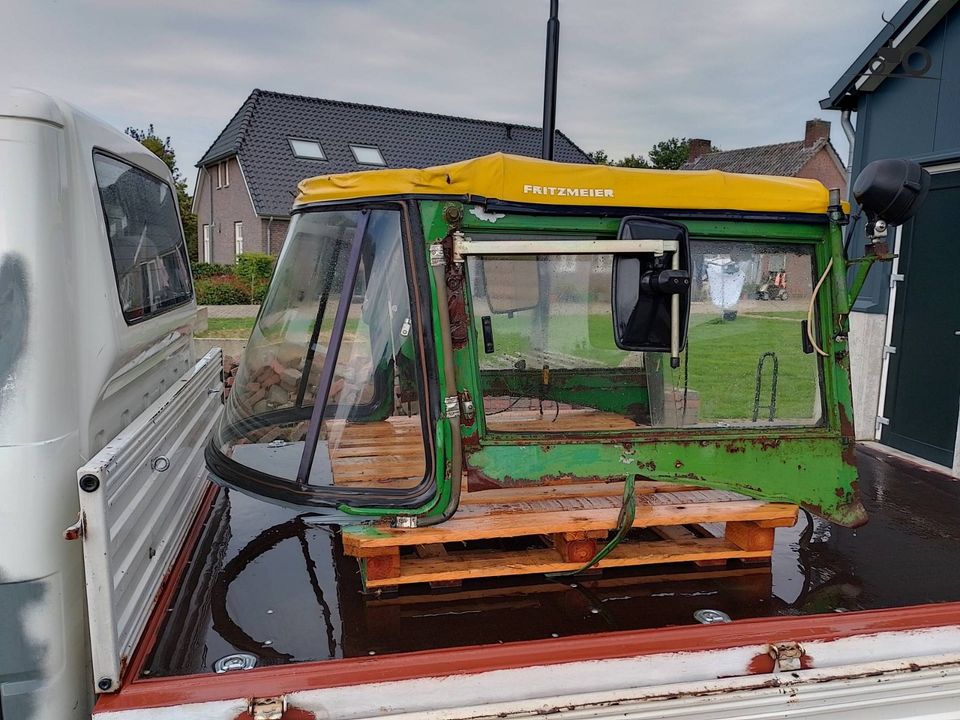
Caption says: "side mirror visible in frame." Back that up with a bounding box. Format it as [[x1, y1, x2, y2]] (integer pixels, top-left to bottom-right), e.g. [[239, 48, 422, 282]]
[[482, 257, 540, 314], [612, 217, 691, 368], [853, 158, 931, 226]]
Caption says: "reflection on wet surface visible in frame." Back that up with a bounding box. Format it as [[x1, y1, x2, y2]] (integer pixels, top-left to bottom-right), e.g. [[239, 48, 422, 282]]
[[144, 447, 960, 677]]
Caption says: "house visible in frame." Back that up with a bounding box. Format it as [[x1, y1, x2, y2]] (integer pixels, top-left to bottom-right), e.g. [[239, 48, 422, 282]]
[[681, 119, 847, 197], [192, 89, 591, 263], [681, 119, 848, 301], [821, 0, 960, 474]]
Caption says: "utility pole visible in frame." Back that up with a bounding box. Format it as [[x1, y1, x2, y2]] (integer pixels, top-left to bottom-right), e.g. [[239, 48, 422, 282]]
[[541, 0, 560, 160]]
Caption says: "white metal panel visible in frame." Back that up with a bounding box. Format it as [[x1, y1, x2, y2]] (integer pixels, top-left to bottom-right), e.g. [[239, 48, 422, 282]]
[[78, 349, 223, 693]]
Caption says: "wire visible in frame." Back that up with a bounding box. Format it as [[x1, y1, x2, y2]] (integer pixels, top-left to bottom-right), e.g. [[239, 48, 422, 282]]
[[806, 258, 833, 357]]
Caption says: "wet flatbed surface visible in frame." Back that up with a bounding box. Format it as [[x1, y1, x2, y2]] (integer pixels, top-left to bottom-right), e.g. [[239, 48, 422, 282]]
[[144, 446, 960, 677]]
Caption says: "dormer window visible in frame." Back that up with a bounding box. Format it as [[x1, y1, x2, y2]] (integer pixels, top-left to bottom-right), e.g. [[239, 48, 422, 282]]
[[289, 138, 326, 160], [349, 144, 386, 166]]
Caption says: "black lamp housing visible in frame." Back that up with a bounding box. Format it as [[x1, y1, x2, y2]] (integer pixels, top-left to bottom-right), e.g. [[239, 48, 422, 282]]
[[853, 158, 931, 226]]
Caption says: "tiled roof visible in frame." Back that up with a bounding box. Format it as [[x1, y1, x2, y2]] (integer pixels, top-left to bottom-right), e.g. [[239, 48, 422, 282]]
[[198, 89, 592, 216], [682, 139, 832, 176]]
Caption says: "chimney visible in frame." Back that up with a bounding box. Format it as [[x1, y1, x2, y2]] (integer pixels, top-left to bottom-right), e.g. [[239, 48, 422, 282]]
[[687, 138, 712, 163], [804, 119, 831, 148]]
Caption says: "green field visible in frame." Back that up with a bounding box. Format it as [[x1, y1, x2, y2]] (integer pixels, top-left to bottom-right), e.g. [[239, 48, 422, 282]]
[[196, 317, 257, 338]]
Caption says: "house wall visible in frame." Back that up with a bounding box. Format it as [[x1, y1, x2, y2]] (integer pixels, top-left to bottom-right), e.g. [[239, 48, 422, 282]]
[[194, 156, 263, 263], [261, 217, 290, 257], [841, 3, 960, 442], [796, 147, 847, 197]]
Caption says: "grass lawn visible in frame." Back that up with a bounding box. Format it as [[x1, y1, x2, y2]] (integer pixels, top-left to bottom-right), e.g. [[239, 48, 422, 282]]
[[196, 317, 256, 338]]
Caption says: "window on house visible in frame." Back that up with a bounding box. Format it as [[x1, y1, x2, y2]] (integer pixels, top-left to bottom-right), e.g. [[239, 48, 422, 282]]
[[216, 163, 223, 188], [223, 160, 230, 187], [349, 144, 386, 166], [203, 224, 212, 262], [93, 153, 193, 323], [234, 221, 244, 256], [289, 138, 327, 160]]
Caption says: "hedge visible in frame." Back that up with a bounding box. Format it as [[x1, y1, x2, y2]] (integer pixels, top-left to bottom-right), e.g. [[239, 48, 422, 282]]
[[194, 275, 252, 305], [235, 252, 275, 285], [191, 262, 235, 279]]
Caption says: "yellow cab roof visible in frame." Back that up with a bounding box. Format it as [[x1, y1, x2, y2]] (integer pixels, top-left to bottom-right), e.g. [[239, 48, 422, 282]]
[[296, 152, 836, 215]]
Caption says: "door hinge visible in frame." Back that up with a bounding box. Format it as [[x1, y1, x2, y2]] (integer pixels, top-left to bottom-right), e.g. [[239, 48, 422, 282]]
[[769, 641, 804, 672], [249, 696, 286, 720], [889, 272, 905, 288], [882, 345, 897, 356]]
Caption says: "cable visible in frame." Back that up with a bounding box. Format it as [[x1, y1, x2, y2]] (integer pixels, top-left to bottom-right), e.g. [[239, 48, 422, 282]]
[[806, 258, 833, 357]]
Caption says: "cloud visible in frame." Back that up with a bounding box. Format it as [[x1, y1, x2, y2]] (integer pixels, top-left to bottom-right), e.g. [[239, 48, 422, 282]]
[[1, 0, 903, 186]]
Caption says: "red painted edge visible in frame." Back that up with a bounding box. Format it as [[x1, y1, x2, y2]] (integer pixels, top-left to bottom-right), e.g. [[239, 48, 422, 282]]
[[96, 600, 960, 713], [120, 482, 221, 686]]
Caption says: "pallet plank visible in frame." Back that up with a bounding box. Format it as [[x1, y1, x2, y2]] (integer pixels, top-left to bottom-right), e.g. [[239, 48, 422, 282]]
[[362, 539, 769, 588]]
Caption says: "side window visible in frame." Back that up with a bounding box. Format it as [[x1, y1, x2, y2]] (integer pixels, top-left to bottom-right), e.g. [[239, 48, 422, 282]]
[[469, 239, 822, 433], [93, 153, 192, 322]]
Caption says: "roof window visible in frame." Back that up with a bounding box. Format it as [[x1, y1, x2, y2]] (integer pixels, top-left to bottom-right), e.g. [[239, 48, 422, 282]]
[[349, 144, 386, 166], [289, 138, 326, 160]]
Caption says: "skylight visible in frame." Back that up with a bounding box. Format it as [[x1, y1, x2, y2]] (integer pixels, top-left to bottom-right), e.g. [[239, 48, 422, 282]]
[[349, 145, 386, 166], [289, 138, 326, 160]]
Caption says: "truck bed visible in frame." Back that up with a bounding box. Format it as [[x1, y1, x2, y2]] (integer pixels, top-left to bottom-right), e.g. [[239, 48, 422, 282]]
[[142, 445, 960, 678]]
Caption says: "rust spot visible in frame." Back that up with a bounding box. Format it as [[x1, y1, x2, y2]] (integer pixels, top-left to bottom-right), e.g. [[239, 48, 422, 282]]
[[747, 653, 775, 674], [441, 231, 469, 350], [674, 460, 684, 469]]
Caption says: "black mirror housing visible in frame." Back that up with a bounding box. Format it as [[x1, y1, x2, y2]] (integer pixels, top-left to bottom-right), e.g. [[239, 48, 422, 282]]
[[853, 158, 931, 226], [612, 217, 691, 366]]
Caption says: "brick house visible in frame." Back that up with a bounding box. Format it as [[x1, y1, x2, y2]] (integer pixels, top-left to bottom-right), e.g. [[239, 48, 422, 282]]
[[193, 89, 591, 264], [681, 119, 848, 298], [682, 119, 847, 196]]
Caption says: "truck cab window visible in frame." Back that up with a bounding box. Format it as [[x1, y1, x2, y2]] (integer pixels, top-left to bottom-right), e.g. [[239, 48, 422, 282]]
[[93, 153, 192, 322], [469, 239, 822, 432]]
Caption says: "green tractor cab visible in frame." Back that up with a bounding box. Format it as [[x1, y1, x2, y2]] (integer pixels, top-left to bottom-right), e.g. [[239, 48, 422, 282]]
[[206, 153, 927, 528]]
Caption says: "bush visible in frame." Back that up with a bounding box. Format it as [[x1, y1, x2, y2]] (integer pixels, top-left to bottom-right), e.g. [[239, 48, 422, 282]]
[[235, 252, 275, 285], [194, 275, 252, 305], [251, 280, 270, 304], [192, 262, 234, 279]]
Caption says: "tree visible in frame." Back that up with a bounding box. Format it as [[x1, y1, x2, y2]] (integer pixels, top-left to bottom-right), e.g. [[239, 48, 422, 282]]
[[616, 154, 651, 169], [647, 137, 691, 170], [588, 149, 611, 165], [125, 125, 198, 261]]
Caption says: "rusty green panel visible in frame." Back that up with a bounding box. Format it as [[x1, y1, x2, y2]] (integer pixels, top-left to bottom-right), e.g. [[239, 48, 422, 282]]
[[480, 368, 651, 421], [465, 436, 865, 527], [412, 200, 865, 527]]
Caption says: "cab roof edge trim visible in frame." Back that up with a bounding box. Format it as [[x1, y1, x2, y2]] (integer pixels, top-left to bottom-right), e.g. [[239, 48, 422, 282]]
[[295, 152, 836, 215]]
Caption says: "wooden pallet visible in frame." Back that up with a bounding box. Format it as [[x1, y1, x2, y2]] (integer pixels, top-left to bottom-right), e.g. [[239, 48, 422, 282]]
[[341, 482, 798, 590]]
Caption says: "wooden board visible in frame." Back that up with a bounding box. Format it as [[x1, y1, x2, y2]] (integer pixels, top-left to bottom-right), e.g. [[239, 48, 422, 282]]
[[360, 538, 770, 589], [343, 496, 797, 551], [341, 483, 798, 590]]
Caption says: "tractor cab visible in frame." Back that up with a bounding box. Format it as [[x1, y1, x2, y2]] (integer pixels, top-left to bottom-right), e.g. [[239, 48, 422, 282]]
[[205, 153, 924, 527]]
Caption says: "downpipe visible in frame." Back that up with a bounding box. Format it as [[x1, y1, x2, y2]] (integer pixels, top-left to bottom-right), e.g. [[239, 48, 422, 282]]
[[841, 110, 855, 201]]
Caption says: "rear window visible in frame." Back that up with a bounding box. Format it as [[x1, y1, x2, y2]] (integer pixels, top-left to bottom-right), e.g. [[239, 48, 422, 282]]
[[93, 153, 192, 322]]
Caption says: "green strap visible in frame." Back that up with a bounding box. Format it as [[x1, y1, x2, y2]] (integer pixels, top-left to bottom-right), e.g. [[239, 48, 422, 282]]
[[547, 475, 637, 577]]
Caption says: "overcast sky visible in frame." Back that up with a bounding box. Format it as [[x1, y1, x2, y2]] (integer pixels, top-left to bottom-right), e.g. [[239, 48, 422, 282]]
[[2, 1, 901, 186]]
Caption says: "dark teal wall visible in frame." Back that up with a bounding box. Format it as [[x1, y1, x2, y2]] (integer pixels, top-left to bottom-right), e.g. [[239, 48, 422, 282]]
[[849, 4, 960, 312]]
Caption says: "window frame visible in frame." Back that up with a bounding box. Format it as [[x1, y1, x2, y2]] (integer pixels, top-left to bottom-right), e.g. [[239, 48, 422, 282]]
[[461, 229, 827, 442], [234, 221, 244, 256], [288, 137, 327, 161], [223, 160, 230, 187], [92, 149, 194, 325], [202, 224, 212, 262], [216, 163, 223, 189], [205, 201, 441, 511], [349, 144, 386, 166]]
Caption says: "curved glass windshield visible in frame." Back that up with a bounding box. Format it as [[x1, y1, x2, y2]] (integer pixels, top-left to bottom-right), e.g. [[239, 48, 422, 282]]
[[208, 208, 431, 509]]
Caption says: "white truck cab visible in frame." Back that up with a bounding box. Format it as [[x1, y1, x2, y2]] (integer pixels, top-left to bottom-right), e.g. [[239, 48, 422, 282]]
[[0, 88, 211, 717]]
